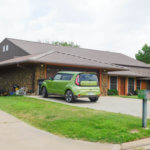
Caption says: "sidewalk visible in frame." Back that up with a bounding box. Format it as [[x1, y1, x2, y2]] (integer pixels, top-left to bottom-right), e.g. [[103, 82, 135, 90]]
[[0, 110, 150, 150]]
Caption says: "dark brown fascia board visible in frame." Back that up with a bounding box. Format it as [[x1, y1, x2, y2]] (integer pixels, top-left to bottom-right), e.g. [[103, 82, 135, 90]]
[[27, 59, 128, 71], [105, 72, 150, 78], [0, 60, 126, 71], [113, 63, 150, 69]]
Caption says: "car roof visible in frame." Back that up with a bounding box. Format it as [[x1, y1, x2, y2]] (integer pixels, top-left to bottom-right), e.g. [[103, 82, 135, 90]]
[[57, 71, 96, 74]]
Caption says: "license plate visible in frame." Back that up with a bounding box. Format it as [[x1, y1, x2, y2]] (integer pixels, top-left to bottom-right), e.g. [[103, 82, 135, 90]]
[[88, 92, 94, 95]]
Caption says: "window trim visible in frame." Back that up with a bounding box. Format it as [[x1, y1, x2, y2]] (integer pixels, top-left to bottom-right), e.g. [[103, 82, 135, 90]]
[[2, 45, 5, 52], [136, 80, 141, 90], [2, 45, 9, 52], [128, 78, 135, 93], [109, 76, 118, 90], [5, 45, 9, 51]]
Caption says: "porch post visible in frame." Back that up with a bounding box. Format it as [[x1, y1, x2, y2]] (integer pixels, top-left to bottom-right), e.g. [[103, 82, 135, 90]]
[[45, 64, 47, 79], [99, 70, 102, 95], [125, 77, 128, 95], [135, 78, 137, 91], [118, 77, 120, 95]]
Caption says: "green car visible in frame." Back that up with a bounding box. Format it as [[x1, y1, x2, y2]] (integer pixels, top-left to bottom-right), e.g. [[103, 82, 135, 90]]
[[41, 71, 100, 103]]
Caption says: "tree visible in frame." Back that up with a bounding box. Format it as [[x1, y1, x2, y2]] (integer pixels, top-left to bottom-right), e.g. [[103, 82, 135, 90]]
[[135, 44, 150, 64], [51, 41, 80, 48]]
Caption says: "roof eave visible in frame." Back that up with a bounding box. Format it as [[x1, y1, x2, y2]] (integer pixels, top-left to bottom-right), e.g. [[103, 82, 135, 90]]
[[0, 59, 127, 71]]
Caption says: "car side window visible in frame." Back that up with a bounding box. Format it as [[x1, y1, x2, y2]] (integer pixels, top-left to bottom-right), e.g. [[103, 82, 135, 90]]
[[53, 74, 62, 80], [61, 74, 73, 81]]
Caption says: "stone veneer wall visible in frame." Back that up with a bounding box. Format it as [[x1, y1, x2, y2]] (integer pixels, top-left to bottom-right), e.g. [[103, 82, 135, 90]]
[[0, 64, 46, 94], [34, 64, 45, 94], [0, 67, 33, 92], [101, 74, 109, 96]]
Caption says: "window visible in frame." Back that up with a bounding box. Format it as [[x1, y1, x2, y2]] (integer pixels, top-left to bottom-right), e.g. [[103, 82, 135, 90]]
[[128, 78, 134, 94], [137, 80, 141, 90], [53, 74, 62, 80], [2, 44, 9, 52], [110, 76, 117, 90], [2, 45, 5, 52], [6, 45, 9, 51], [61, 74, 73, 81]]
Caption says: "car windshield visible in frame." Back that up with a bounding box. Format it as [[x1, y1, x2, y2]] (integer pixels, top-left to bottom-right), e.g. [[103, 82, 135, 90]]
[[79, 74, 98, 82]]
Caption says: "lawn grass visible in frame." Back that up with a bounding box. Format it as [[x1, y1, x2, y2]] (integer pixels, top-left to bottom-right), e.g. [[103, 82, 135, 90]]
[[0, 96, 150, 144]]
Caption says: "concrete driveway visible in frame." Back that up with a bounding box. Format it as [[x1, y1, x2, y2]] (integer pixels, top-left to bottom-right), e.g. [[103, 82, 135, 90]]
[[31, 96, 150, 118]]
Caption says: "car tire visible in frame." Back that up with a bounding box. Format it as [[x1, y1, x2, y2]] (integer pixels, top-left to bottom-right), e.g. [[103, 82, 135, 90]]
[[65, 90, 75, 103], [89, 97, 99, 102], [42, 87, 48, 98]]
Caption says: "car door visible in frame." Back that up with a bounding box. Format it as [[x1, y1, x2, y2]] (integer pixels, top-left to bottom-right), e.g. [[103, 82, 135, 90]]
[[51, 73, 62, 94], [58, 73, 74, 95], [46, 79, 53, 94]]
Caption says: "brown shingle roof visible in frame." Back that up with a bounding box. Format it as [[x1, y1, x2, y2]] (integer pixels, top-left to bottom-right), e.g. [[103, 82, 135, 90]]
[[107, 66, 150, 77], [0, 50, 126, 70], [7, 38, 150, 68], [1, 38, 150, 77]]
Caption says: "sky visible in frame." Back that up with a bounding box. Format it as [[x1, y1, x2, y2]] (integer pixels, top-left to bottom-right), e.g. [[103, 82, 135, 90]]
[[0, 0, 150, 58]]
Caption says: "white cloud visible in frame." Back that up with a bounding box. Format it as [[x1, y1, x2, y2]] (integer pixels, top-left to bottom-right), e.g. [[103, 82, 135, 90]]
[[0, 0, 150, 58]]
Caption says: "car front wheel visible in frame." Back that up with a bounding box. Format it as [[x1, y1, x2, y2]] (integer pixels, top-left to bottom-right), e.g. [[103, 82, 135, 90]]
[[65, 90, 74, 103], [89, 97, 99, 102], [42, 87, 48, 98]]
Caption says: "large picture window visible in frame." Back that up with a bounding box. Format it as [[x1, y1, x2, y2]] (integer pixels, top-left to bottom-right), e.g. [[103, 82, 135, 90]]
[[128, 78, 134, 94], [137, 80, 141, 90], [110, 76, 117, 90]]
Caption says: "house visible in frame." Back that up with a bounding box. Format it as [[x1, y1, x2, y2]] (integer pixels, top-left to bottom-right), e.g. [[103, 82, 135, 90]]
[[0, 38, 150, 96]]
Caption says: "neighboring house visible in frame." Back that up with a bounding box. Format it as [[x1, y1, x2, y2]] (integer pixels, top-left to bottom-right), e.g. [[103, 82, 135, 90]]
[[0, 38, 150, 96]]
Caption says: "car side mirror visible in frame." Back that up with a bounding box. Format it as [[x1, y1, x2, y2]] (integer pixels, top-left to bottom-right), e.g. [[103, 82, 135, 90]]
[[49, 77, 53, 80]]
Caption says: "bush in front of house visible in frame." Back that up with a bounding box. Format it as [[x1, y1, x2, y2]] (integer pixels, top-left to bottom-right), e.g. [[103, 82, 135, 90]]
[[128, 89, 139, 96], [133, 90, 139, 95], [107, 89, 118, 95]]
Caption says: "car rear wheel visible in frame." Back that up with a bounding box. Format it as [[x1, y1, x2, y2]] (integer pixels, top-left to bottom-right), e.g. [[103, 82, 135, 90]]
[[65, 90, 74, 103], [89, 97, 99, 102], [42, 87, 48, 98]]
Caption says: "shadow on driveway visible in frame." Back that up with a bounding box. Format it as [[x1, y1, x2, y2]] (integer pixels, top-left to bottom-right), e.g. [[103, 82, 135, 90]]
[[47, 96, 92, 104]]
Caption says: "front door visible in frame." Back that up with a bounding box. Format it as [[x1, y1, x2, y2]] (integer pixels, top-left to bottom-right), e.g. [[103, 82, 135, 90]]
[[120, 77, 125, 95]]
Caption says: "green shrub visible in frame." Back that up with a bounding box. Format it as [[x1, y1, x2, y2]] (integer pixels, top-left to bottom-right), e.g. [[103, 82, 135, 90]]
[[128, 90, 139, 96], [107, 89, 118, 95], [133, 90, 139, 95]]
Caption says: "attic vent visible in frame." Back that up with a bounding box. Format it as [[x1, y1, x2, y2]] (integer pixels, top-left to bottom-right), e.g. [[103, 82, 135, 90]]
[[2, 44, 9, 52]]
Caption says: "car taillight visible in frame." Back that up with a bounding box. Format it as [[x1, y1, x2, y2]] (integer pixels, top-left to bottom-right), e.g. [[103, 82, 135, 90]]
[[75, 75, 80, 86]]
